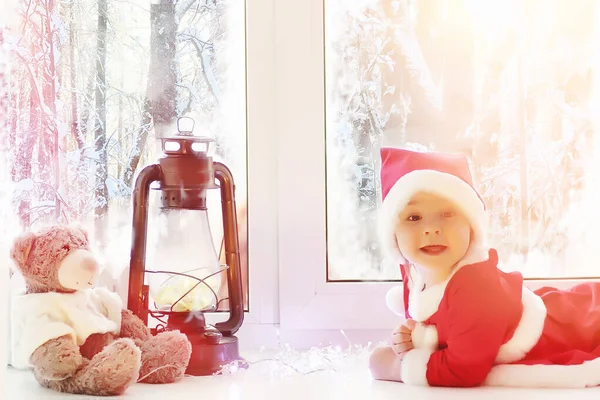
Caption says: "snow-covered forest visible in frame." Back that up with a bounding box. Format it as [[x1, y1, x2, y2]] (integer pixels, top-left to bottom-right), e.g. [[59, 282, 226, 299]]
[[1, 0, 247, 298], [325, 0, 600, 280]]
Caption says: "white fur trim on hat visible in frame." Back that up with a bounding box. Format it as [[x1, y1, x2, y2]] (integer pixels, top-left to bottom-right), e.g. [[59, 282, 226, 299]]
[[378, 169, 489, 266]]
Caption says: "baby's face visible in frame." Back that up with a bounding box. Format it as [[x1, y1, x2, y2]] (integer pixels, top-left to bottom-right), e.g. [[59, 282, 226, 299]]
[[394, 192, 471, 273]]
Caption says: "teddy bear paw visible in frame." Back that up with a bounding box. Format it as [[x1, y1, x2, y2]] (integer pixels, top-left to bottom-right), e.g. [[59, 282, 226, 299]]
[[83, 338, 142, 395], [138, 330, 192, 384], [36, 338, 142, 396]]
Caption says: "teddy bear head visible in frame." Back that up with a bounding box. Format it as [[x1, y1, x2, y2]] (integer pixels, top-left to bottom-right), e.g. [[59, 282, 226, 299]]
[[10, 225, 100, 294]]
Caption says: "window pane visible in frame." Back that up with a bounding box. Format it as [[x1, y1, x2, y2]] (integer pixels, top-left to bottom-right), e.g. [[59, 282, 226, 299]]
[[3, 0, 248, 309], [325, 0, 600, 280]]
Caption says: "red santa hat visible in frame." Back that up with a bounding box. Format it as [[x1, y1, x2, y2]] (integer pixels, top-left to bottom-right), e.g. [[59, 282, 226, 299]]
[[379, 147, 490, 316]]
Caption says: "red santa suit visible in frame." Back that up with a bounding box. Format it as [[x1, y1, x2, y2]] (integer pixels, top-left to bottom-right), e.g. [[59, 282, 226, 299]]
[[377, 147, 600, 388]]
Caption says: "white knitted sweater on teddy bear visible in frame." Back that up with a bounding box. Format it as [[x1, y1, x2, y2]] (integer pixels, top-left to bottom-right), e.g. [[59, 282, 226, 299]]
[[10, 286, 122, 369]]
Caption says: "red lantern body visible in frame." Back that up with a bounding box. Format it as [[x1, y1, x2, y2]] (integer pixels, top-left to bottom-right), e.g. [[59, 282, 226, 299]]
[[127, 120, 245, 375]]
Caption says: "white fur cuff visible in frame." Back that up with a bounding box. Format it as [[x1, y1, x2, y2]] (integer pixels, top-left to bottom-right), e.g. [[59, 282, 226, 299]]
[[484, 357, 600, 388], [401, 349, 432, 386], [495, 287, 546, 364], [411, 323, 438, 351]]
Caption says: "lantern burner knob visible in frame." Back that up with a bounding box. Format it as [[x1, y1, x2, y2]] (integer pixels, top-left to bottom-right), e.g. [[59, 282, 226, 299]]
[[204, 331, 222, 345]]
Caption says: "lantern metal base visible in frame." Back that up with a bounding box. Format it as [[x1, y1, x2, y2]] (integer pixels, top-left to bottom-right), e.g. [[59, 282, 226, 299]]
[[185, 333, 248, 376], [159, 312, 247, 376]]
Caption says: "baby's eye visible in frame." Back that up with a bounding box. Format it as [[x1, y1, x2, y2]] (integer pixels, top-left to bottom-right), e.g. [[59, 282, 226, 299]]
[[442, 211, 456, 218], [407, 215, 421, 222]]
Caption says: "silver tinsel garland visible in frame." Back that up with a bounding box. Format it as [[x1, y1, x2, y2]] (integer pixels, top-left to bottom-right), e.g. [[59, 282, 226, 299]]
[[213, 334, 384, 380]]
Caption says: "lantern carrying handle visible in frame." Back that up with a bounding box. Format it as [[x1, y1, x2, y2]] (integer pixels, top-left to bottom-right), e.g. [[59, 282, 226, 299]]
[[128, 163, 162, 323], [213, 161, 244, 336]]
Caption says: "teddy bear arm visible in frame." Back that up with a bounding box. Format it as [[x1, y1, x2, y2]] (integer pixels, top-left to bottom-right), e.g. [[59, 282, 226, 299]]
[[120, 309, 152, 341], [30, 335, 83, 381], [79, 332, 118, 360]]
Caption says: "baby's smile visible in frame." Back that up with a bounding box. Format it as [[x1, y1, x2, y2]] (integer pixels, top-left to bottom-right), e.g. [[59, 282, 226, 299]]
[[420, 245, 448, 255]]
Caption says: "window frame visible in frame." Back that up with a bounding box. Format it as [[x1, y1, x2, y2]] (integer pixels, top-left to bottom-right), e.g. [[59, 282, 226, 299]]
[[8, 0, 600, 354], [275, 0, 399, 332], [204, 0, 280, 329], [273, 0, 600, 336]]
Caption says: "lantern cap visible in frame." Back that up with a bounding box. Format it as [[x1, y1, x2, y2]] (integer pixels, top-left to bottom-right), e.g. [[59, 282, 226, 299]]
[[154, 120, 218, 209], [160, 135, 214, 156], [160, 116, 214, 155]]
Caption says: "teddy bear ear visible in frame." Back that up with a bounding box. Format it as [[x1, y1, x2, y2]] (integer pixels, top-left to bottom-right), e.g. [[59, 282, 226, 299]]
[[75, 225, 90, 243], [10, 231, 37, 270], [66, 222, 90, 243]]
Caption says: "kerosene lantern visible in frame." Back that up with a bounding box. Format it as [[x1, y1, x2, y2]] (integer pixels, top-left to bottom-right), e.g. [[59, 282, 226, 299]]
[[127, 116, 245, 375]]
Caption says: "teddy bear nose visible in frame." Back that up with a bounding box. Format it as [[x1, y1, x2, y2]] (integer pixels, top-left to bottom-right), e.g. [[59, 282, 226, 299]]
[[82, 258, 99, 273]]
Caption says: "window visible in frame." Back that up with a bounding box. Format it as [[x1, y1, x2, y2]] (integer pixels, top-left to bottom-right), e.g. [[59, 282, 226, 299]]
[[325, 0, 600, 281], [5, 0, 600, 351], [278, 0, 600, 334], [1, 0, 277, 327]]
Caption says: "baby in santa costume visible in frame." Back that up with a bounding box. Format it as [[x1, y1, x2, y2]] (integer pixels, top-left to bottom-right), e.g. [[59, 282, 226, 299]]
[[369, 147, 600, 388]]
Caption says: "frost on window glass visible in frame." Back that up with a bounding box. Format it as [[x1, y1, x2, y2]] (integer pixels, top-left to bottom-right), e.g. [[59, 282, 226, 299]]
[[325, 0, 600, 280], [2, 0, 248, 309]]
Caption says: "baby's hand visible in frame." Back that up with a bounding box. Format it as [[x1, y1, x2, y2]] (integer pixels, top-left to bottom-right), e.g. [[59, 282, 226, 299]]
[[390, 318, 416, 356]]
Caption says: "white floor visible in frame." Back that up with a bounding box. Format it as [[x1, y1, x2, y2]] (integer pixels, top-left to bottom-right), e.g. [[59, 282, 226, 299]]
[[5, 348, 600, 400]]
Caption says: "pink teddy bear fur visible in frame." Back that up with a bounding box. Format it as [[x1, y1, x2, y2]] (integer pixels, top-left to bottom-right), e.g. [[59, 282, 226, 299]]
[[9, 225, 192, 396]]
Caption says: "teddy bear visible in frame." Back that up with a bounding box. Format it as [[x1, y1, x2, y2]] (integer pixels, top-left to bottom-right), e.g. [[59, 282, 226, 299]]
[[9, 225, 193, 396]]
